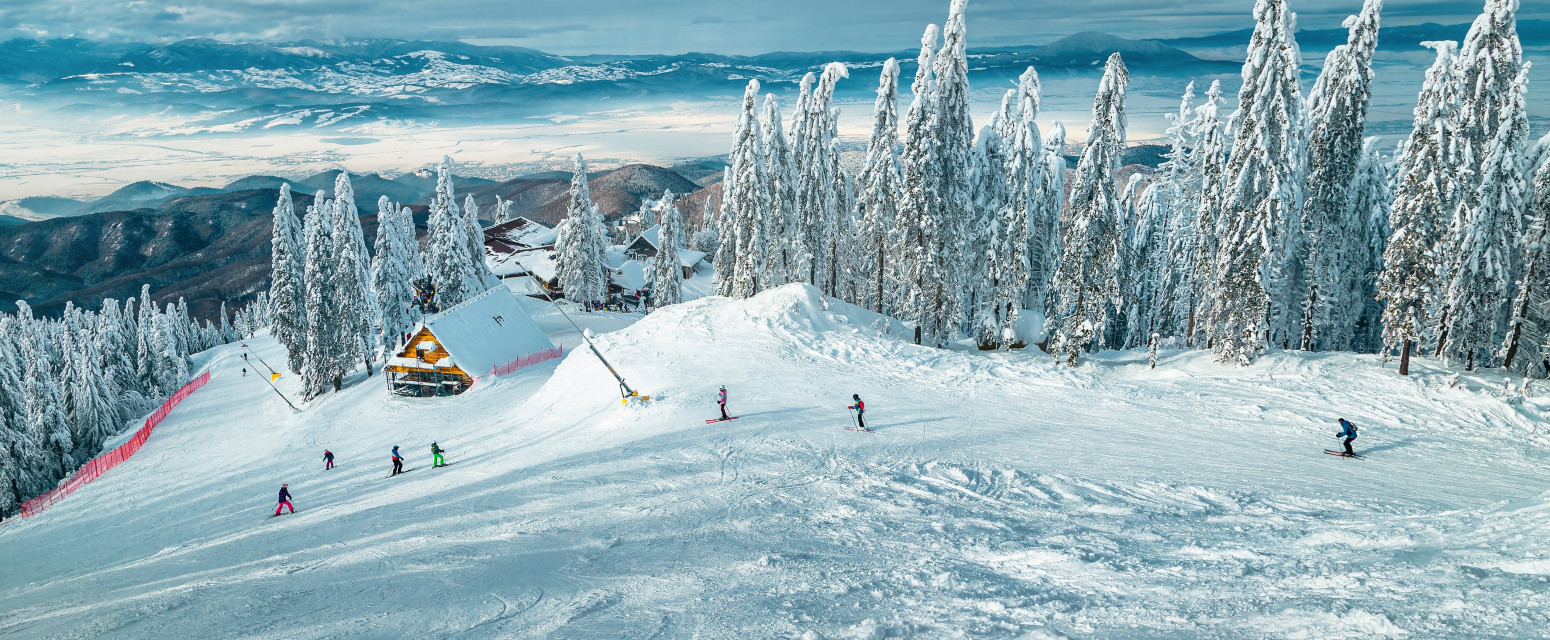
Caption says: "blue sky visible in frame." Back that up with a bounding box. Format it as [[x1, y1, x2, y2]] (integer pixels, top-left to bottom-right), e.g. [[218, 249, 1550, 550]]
[[1, 0, 1540, 54]]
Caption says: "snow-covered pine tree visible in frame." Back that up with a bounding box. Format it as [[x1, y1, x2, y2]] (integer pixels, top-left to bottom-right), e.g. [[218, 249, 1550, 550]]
[[372, 196, 418, 357], [1155, 82, 1199, 341], [1210, 0, 1304, 364], [653, 196, 684, 306], [1047, 53, 1128, 366], [1452, 0, 1525, 214], [1377, 42, 1461, 374], [969, 114, 1009, 348], [63, 324, 119, 457], [1440, 61, 1531, 370], [1030, 121, 1066, 320], [21, 332, 72, 481], [856, 58, 903, 314], [463, 194, 497, 289], [1301, 0, 1382, 351], [729, 79, 772, 299], [301, 193, 344, 399], [933, 0, 974, 337], [713, 168, 738, 297], [331, 174, 375, 376], [1507, 156, 1550, 375], [897, 24, 959, 346], [692, 193, 721, 255], [268, 183, 308, 374], [1126, 182, 1171, 348], [556, 153, 609, 308], [1347, 138, 1395, 353], [495, 195, 512, 225], [826, 138, 856, 300], [996, 68, 1042, 347], [763, 95, 798, 286], [426, 157, 479, 309], [796, 64, 848, 295]]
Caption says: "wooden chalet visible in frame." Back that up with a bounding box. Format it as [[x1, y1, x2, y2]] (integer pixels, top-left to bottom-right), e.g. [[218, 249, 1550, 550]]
[[384, 286, 561, 397]]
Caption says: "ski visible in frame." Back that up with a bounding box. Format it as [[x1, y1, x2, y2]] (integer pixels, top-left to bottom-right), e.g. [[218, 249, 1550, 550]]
[[269, 510, 298, 518], [389, 467, 417, 478], [705, 417, 740, 423], [432, 463, 456, 469], [846, 427, 874, 433], [1323, 450, 1364, 459]]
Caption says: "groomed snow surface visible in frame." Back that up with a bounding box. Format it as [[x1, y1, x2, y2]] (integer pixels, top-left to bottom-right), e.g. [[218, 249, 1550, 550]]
[[3, 284, 1549, 639]]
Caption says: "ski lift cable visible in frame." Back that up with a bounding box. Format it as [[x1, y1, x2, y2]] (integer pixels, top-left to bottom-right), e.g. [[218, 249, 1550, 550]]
[[510, 256, 642, 401]]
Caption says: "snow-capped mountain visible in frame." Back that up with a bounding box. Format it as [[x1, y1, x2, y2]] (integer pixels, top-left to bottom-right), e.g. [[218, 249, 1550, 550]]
[[2, 35, 1235, 135]]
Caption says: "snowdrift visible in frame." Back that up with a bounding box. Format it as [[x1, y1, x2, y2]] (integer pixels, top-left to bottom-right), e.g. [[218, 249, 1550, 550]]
[[3, 285, 1550, 639]]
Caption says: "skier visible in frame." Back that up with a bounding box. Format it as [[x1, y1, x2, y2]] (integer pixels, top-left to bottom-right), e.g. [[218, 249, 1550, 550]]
[[849, 394, 866, 431], [1336, 418, 1359, 456], [274, 483, 295, 516], [323, 449, 334, 470], [431, 442, 445, 468], [717, 386, 729, 420], [242, 367, 247, 377], [391, 445, 405, 476]]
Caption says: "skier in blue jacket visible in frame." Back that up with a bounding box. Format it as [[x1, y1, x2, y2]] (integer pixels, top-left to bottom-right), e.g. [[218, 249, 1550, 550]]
[[1336, 418, 1358, 456], [391, 445, 405, 476]]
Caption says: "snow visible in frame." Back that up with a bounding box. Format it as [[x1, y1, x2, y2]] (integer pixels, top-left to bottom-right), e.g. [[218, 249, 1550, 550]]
[[3, 283, 1550, 637], [416, 286, 556, 380]]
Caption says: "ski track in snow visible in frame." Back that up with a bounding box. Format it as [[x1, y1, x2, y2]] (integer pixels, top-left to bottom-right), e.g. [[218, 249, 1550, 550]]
[[3, 284, 1550, 638]]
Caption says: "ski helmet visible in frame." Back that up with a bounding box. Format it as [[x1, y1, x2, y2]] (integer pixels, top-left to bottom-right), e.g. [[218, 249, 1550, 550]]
[[852, 394, 860, 400], [282, 483, 288, 487]]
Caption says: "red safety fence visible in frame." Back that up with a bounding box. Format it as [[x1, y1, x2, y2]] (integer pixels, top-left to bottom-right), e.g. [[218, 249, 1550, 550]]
[[487, 346, 563, 378], [9, 370, 212, 521]]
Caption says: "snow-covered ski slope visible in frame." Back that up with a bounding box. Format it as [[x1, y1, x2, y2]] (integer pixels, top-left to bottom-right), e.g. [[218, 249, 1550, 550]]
[[3, 284, 1549, 639]]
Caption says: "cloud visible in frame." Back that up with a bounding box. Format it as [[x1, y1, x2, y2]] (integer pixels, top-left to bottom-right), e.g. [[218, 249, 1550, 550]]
[[0, 0, 1542, 55]]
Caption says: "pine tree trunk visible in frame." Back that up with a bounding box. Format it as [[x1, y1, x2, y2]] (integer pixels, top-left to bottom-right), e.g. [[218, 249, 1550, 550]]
[[876, 246, 885, 315], [1399, 339, 1412, 376], [1433, 306, 1450, 357], [1503, 279, 1534, 371]]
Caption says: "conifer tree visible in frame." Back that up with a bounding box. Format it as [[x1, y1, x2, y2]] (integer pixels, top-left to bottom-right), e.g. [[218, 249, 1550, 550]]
[[1210, 0, 1304, 364], [1504, 156, 1550, 375], [1302, 0, 1382, 351], [426, 157, 479, 308], [1047, 53, 1128, 365], [556, 154, 610, 308], [934, 0, 974, 333], [268, 184, 308, 374], [729, 80, 772, 299], [897, 24, 956, 346], [1440, 62, 1530, 369], [332, 174, 374, 376], [653, 196, 684, 306], [763, 95, 798, 286], [713, 168, 738, 297], [372, 196, 419, 356], [856, 59, 903, 314], [301, 193, 344, 398], [1030, 122, 1066, 318]]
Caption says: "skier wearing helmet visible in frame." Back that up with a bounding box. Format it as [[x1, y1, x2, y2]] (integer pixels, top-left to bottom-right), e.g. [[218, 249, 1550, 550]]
[[717, 386, 729, 420], [274, 483, 295, 516], [849, 394, 866, 431]]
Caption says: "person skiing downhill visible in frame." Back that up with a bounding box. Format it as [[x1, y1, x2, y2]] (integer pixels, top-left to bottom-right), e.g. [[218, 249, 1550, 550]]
[[274, 483, 295, 516], [1336, 418, 1359, 456], [849, 394, 866, 431], [431, 442, 445, 468], [323, 449, 334, 470], [391, 446, 405, 476], [717, 386, 729, 420]]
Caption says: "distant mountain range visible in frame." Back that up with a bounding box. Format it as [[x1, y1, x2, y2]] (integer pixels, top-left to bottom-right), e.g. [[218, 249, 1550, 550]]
[[0, 32, 1237, 135], [0, 161, 725, 319]]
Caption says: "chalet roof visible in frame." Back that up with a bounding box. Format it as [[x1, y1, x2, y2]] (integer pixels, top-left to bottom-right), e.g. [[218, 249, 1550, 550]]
[[484, 217, 557, 251], [411, 286, 556, 379]]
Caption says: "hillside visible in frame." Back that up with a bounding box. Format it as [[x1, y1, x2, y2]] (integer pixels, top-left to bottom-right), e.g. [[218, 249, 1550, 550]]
[[1, 284, 1547, 637]]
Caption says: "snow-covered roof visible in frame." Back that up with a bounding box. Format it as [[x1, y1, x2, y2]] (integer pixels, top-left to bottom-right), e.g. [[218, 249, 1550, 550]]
[[613, 260, 650, 291], [416, 286, 556, 380], [638, 224, 662, 249], [484, 216, 557, 249], [679, 249, 707, 268], [604, 245, 628, 269], [488, 248, 558, 280]]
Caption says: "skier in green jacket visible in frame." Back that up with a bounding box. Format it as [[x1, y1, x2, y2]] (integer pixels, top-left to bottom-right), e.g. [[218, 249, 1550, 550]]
[[431, 442, 446, 468]]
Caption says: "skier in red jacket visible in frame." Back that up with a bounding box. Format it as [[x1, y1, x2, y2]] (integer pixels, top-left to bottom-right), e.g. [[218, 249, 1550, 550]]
[[849, 394, 866, 430]]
